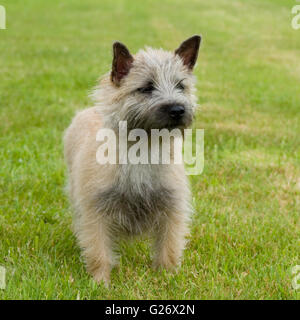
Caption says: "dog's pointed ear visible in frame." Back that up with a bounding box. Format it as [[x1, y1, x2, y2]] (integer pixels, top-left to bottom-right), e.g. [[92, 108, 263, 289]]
[[175, 35, 201, 70], [111, 41, 134, 86]]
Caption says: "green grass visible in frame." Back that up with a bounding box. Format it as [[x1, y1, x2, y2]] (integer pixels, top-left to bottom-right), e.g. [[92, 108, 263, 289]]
[[0, 0, 300, 299]]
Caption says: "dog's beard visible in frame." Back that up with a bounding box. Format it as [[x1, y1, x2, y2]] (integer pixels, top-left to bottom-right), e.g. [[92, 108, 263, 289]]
[[124, 106, 193, 131]]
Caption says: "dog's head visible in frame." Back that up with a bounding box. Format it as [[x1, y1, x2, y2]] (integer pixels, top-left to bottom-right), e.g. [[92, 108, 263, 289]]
[[96, 36, 201, 130]]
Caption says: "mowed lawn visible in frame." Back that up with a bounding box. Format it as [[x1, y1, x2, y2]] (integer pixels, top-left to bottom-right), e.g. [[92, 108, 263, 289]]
[[0, 0, 299, 299]]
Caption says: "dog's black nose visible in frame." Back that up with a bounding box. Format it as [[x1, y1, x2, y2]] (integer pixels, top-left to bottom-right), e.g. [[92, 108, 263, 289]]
[[169, 105, 185, 119]]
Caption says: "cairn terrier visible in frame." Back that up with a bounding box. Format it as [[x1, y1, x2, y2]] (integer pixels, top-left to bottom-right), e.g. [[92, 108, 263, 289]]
[[64, 35, 202, 285]]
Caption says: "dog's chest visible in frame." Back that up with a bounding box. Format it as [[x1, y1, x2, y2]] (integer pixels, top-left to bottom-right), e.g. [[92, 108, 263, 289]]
[[96, 164, 174, 234]]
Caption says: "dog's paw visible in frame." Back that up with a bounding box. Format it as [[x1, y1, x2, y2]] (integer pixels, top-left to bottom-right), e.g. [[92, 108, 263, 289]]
[[92, 269, 110, 287], [152, 256, 181, 271]]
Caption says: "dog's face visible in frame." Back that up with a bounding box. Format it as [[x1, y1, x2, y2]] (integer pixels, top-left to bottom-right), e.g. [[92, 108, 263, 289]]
[[97, 36, 201, 131]]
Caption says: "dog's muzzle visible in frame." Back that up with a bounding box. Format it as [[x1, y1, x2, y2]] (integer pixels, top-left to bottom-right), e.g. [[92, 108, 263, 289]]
[[158, 104, 190, 129]]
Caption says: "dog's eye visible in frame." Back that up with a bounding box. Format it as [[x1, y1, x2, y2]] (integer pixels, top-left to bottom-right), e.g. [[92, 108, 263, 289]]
[[137, 83, 155, 94], [176, 81, 185, 91]]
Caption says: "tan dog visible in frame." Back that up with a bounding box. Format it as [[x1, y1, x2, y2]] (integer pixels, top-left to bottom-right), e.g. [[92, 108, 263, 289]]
[[64, 35, 201, 285]]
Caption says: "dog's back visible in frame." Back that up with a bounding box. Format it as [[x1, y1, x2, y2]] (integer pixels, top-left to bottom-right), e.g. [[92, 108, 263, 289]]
[[64, 107, 101, 171]]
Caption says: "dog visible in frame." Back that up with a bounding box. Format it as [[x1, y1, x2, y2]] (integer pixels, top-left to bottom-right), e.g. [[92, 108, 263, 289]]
[[64, 35, 201, 285]]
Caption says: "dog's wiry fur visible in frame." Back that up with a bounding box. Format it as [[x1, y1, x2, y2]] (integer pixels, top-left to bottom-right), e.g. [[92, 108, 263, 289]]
[[64, 36, 201, 285]]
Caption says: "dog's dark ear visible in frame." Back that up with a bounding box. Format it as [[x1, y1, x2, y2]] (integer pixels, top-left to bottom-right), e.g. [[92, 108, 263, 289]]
[[111, 41, 134, 86], [175, 35, 201, 70]]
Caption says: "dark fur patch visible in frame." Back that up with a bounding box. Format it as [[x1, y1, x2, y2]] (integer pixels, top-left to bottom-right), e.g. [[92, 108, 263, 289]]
[[125, 103, 193, 131], [95, 183, 175, 235]]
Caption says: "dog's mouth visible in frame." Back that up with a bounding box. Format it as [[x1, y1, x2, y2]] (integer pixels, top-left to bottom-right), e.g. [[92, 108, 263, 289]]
[[166, 118, 192, 130], [139, 118, 192, 132], [158, 115, 193, 131]]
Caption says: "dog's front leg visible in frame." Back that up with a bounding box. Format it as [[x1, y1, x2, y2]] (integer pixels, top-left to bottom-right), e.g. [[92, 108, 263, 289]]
[[153, 211, 189, 270], [74, 208, 113, 286]]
